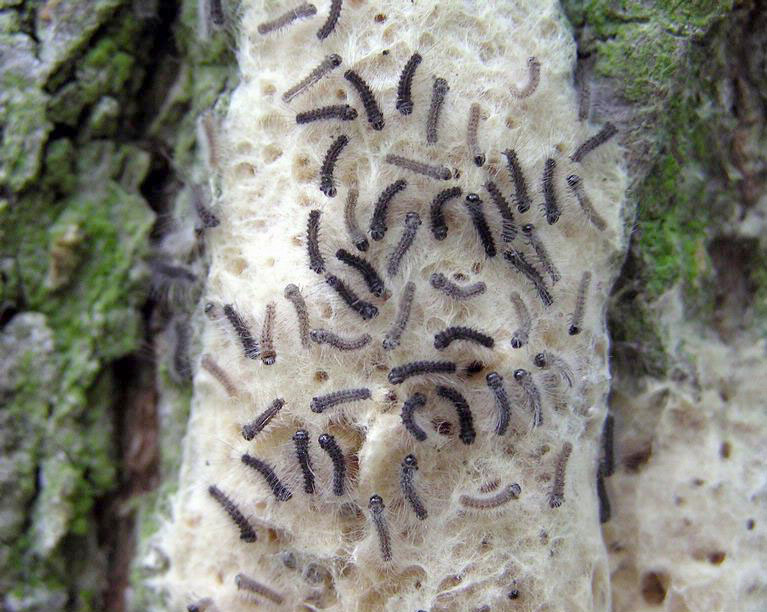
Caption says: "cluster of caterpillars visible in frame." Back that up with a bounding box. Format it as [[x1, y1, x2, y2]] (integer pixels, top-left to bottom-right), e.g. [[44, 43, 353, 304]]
[[190, 2, 619, 609]]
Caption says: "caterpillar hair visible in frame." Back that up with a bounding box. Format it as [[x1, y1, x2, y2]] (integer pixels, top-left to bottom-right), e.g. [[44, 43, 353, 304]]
[[208, 485, 257, 542], [387, 212, 421, 277], [541, 158, 560, 224], [467, 103, 485, 166], [521, 223, 560, 284], [513, 368, 543, 427], [296, 104, 357, 124], [426, 77, 449, 144], [173, 320, 192, 382], [306, 209, 325, 274], [571, 122, 618, 163], [534, 351, 574, 387], [310, 328, 371, 350], [344, 69, 384, 130], [396, 52, 422, 115], [509, 56, 540, 99], [435, 385, 476, 445], [370, 179, 407, 241], [566, 174, 607, 231], [234, 573, 285, 605], [242, 398, 286, 440], [283, 54, 342, 103], [503, 249, 553, 307], [336, 248, 385, 296], [385, 153, 451, 180], [260, 302, 277, 365], [284, 284, 310, 348], [486, 372, 511, 435], [509, 292, 531, 349], [401, 455, 428, 520], [502, 149, 532, 213], [383, 281, 416, 350], [257, 2, 317, 35], [400, 393, 428, 441], [388, 360, 457, 384], [485, 181, 517, 242], [343, 187, 369, 251], [223, 304, 260, 359], [600, 413, 615, 477], [549, 442, 572, 508], [459, 483, 521, 509], [191, 184, 220, 228], [597, 469, 611, 523], [293, 430, 316, 494], [318, 433, 346, 496], [316, 0, 342, 40], [241, 454, 293, 501], [569, 270, 591, 335], [201, 354, 239, 397], [368, 495, 392, 561], [430, 272, 486, 299], [464, 193, 497, 257], [319, 134, 349, 197], [434, 326, 494, 350], [310, 387, 371, 413], [429, 186, 463, 240], [479, 480, 500, 494], [324, 273, 379, 320], [187, 596, 217, 612]]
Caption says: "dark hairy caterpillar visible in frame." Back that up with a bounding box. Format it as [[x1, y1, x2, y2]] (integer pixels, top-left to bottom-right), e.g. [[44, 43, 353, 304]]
[[522, 223, 560, 284], [208, 485, 257, 542], [191, 184, 220, 228], [396, 52, 422, 115], [318, 433, 346, 496], [400, 392, 428, 441], [186, 597, 216, 612], [513, 368, 543, 428], [459, 483, 521, 509], [435, 385, 476, 444], [464, 193, 496, 257], [296, 104, 357, 124], [344, 69, 384, 130], [549, 442, 573, 508], [306, 209, 325, 274], [316, 0, 342, 40], [257, 2, 317, 35], [429, 186, 463, 240], [241, 454, 293, 501], [486, 372, 511, 435], [324, 273, 378, 320], [368, 495, 392, 561], [310, 328, 371, 350], [600, 413, 615, 477], [283, 54, 342, 103], [503, 249, 553, 307], [173, 320, 192, 382], [234, 573, 285, 605], [509, 292, 531, 348], [385, 153, 451, 180], [400, 455, 428, 520], [383, 281, 415, 350], [426, 77, 449, 144], [343, 187, 369, 251], [223, 304, 260, 359], [569, 270, 591, 335], [534, 351, 574, 387], [485, 181, 517, 242], [310, 387, 371, 413], [386, 212, 421, 277], [200, 354, 239, 397], [336, 248, 385, 296], [242, 398, 285, 440], [509, 56, 541, 98], [319, 134, 349, 197], [467, 103, 485, 166], [208, 0, 225, 26], [541, 158, 560, 224], [260, 301, 276, 365], [433, 325, 494, 350], [293, 430, 315, 494], [502, 149, 532, 213], [430, 272, 486, 299], [566, 174, 607, 231], [571, 122, 618, 163], [388, 360, 457, 384], [370, 179, 407, 241], [284, 284, 310, 348], [597, 468, 611, 523]]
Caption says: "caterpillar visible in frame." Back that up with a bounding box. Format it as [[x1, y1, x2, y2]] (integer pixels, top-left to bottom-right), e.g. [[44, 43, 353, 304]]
[[430, 273, 486, 299], [223, 304, 260, 359], [521, 223, 560, 284], [388, 360, 457, 384], [533, 351, 574, 387], [569, 270, 591, 335], [336, 248, 385, 297], [242, 398, 285, 441], [343, 187, 369, 251], [284, 284, 310, 348], [173, 320, 192, 382], [509, 56, 541, 98], [459, 483, 521, 509], [200, 354, 239, 397], [513, 368, 543, 427], [208, 485, 257, 542], [400, 392, 428, 441], [502, 149, 532, 213], [191, 184, 220, 228], [234, 573, 285, 605], [208, 0, 225, 27], [600, 413, 615, 477], [509, 292, 531, 349], [306, 209, 325, 274], [486, 372, 511, 435], [426, 77, 449, 144], [319, 134, 349, 197], [433, 326, 495, 350], [429, 186, 463, 240], [566, 175, 607, 231], [385, 153, 451, 180], [435, 385, 476, 445], [396, 52, 422, 115], [296, 104, 357, 124], [187, 597, 217, 612], [310, 328, 371, 350], [368, 495, 392, 561], [503, 249, 553, 307], [596, 468, 611, 523], [571, 122, 618, 163], [464, 193, 496, 257], [197, 111, 220, 172], [541, 158, 560, 224], [485, 181, 517, 242], [282, 54, 342, 103], [400, 455, 428, 520], [292, 430, 315, 494], [386, 212, 421, 277], [467, 103, 485, 166], [318, 433, 346, 496], [316, 0, 342, 40], [310, 387, 371, 413], [260, 301, 276, 365], [549, 442, 573, 508], [257, 2, 317, 35], [383, 281, 415, 350], [240, 454, 293, 501], [370, 179, 407, 241], [344, 69, 384, 130], [324, 273, 379, 320]]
